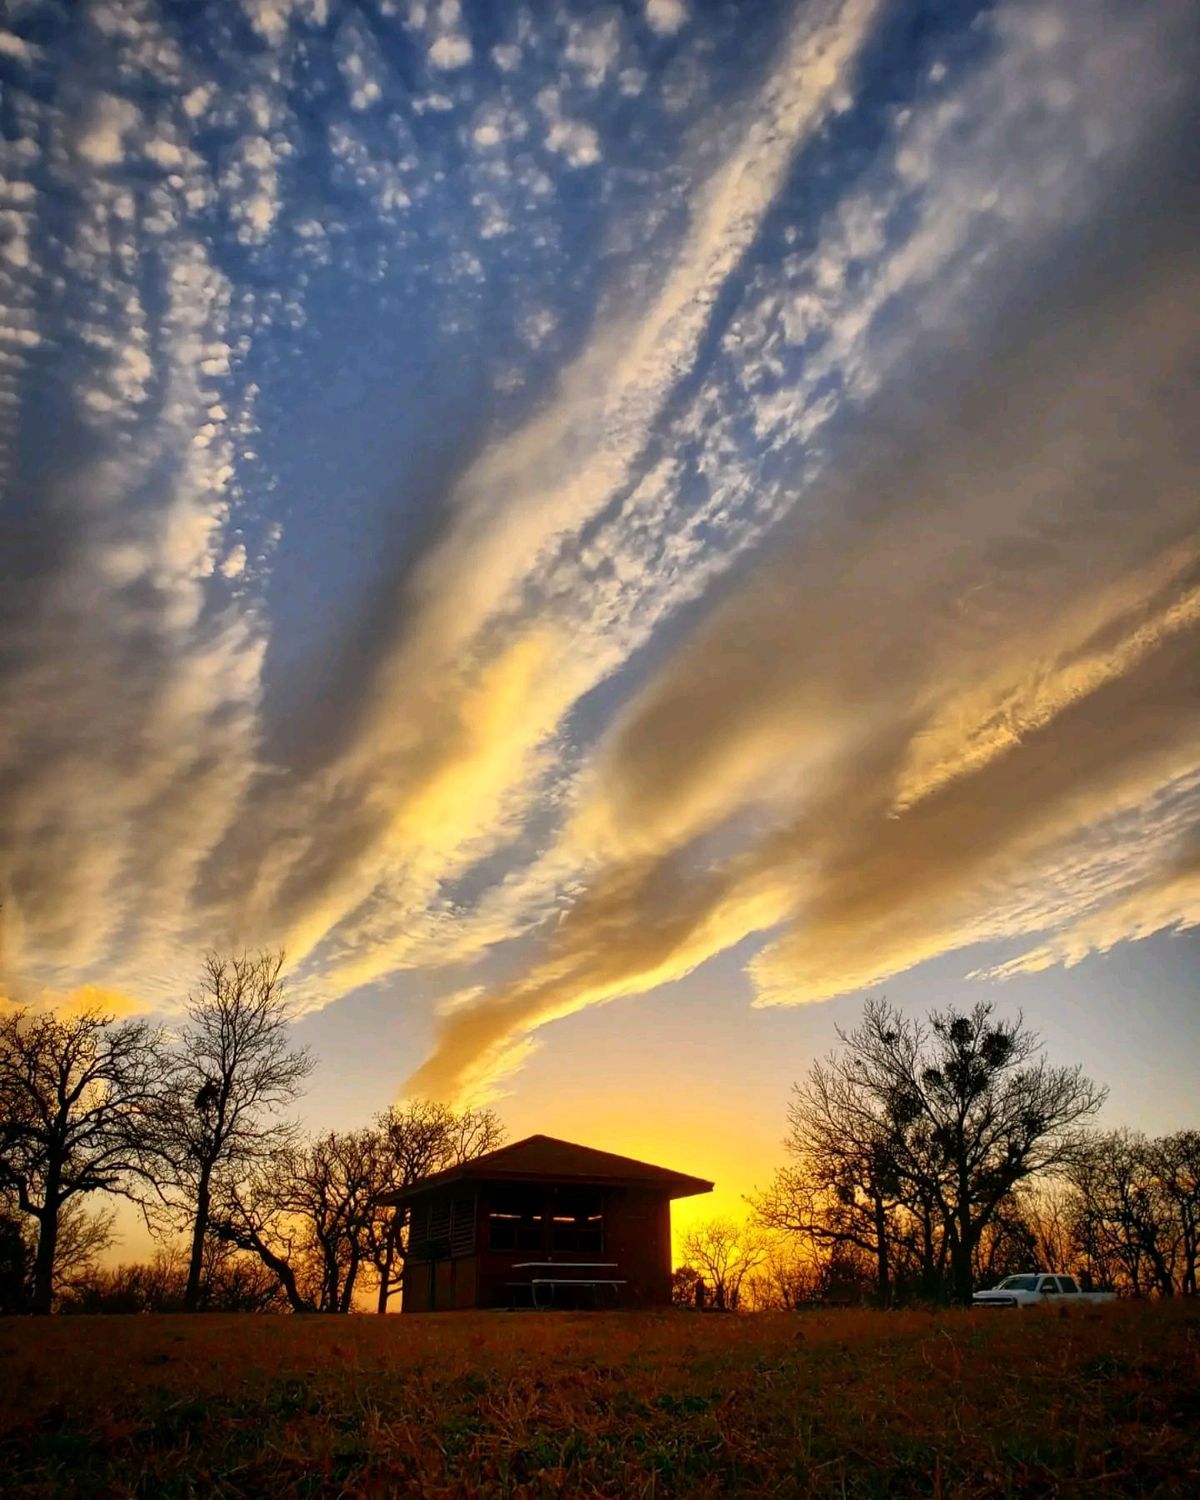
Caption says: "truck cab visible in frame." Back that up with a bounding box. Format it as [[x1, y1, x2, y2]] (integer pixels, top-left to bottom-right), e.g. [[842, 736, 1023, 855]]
[[972, 1273, 1114, 1308]]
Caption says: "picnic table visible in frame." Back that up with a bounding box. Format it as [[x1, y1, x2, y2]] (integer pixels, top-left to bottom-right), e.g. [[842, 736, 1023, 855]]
[[507, 1262, 627, 1309]]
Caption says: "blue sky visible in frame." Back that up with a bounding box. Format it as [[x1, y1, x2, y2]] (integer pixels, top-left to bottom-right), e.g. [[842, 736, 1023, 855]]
[[1, 0, 1198, 1223]]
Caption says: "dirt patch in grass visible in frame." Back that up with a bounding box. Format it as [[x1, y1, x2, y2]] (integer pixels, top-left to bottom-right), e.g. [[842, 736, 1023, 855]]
[[0, 1302, 1197, 1496]]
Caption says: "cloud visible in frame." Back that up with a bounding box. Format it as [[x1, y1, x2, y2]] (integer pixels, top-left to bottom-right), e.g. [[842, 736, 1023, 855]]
[[544, 117, 601, 169], [565, 16, 623, 89], [220, 543, 248, 579], [223, 132, 289, 245], [5, 0, 1197, 1103], [335, 11, 387, 111], [0, 982, 149, 1021], [209, 0, 883, 997], [645, 0, 689, 37], [75, 93, 141, 167], [409, 168, 1200, 1098], [428, 34, 472, 72], [979, 807, 1200, 978], [0, 1, 269, 1003], [241, 0, 328, 46], [0, 30, 34, 62]]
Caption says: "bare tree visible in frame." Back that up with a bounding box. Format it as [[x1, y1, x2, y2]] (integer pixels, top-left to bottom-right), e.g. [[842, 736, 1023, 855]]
[[745, 1243, 874, 1310], [1020, 1183, 1077, 1274], [154, 952, 313, 1311], [0, 1007, 165, 1313], [1067, 1130, 1178, 1297], [276, 1127, 382, 1312], [1153, 1131, 1200, 1297], [307, 1128, 383, 1312], [51, 1198, 116, 1301], [208, 1131, 380, 1313], [754, 998, 1106, 1304], [752, 1062, 915, 1303], [680, 1219, 766, 1311], [58, 1241, 286, 1314], [204, 1103, 503, 1315], [835, 999, 1103, 1303], [209, 1160, 317, 1314], [972, 1193, 1040, 1286]]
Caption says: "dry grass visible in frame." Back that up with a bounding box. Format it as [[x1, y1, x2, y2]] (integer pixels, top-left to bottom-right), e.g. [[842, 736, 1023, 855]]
[[1, 1302, 1197, 1497]]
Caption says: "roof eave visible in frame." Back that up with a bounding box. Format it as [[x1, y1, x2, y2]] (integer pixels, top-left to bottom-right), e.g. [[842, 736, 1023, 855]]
[[378, 1169, 714, 1207]]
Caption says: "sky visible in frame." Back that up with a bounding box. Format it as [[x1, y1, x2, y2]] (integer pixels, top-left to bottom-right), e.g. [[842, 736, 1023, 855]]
[[1, 0, 1198, 1245]]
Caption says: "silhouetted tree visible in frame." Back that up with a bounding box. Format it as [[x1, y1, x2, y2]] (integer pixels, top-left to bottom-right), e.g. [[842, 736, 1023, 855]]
[[670, 1264, 704, 1307], [747, 1244, 875, 1309], [309, 1128, 383, 1312], [153, 951, 313, 1311], [264, 1127, 383, 1312], [1019, 1183, 1077, 1276], [0, 1007, 165, 1313], [50, 1199, 116, 1302], [1153, 1130, 1200, 1297], [58, 1241, 285, 1314], [972, 1193, 1040, 1286], [680, 1219, 766, 1311], [752, 1060, 915, 1303], [0, 1203, 32, 1312], [190, 1100, 503, 1314], [755, 998, 1106, 1304], [1067, 1130, 1178, 1297], [209, 1159, 318, 1313]]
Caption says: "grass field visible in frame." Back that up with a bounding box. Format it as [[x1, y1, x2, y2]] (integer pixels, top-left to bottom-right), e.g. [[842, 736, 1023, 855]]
[[1, 1303, 1197, 1497]]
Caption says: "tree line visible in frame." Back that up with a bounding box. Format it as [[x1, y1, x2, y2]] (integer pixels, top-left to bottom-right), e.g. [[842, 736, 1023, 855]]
[[676, 999, 1198, 1309], [0, 951, 502, 1315], [3, 966, 1194, 1314]]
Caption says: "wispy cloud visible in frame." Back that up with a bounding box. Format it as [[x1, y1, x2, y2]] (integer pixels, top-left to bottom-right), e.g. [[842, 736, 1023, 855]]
[[407, 0, 1200, 1097], [211, 0, 884, 994], [2, 0, 1196, 1102], [411, 223, 1200, 1095]]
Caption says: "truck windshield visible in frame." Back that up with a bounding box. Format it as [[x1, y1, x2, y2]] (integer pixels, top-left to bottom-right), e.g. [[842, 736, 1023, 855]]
[[996, 1276, 1040, 1291]]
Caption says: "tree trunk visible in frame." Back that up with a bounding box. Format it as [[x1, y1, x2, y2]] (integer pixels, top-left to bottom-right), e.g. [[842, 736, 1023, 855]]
[[237, 1225, 315, 1314], [321, 1247, 337, 1313], [266, 1247, 315, 1314], [376, 1215, 397, 1314], [872, 1191, 891, 1305], [184, 1164, 212, 1312], [1150, 1245, 1175, 1298], [30, 1203, 59, 1316], [951, 1177, 974, 1305], [339, 1251, 360, 1314]]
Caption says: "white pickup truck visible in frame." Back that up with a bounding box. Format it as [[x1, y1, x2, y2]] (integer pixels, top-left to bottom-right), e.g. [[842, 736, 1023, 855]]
[[972, 1273, 1117, 1308]]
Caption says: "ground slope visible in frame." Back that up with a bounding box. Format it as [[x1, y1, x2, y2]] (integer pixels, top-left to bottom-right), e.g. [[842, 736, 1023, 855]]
[[1, 1303, 1197, 1496]]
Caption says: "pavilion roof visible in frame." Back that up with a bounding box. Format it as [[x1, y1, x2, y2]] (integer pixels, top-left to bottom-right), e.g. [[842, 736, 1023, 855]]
[[378, 1133, 714, 1204]]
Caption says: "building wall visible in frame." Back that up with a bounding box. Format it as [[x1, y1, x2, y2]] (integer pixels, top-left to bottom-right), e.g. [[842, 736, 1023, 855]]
[[401, 1246, 479, 1313], [402, 1179, 677, 1311], [602, 1188, 673, 1306]]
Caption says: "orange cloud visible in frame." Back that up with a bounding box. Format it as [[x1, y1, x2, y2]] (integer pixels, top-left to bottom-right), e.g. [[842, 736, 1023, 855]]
[[0, 982, 149, 1020]]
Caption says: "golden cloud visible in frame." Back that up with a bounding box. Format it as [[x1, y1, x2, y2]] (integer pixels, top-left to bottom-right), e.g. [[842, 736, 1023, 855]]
[[409, 229, 1200, 1099]]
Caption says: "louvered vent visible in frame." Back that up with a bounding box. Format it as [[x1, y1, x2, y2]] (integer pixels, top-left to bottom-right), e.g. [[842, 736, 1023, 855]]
[[407, 1199, 431, 1259], [428, 1199, 451, 1251], [450, 1197, 475, 1257]]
